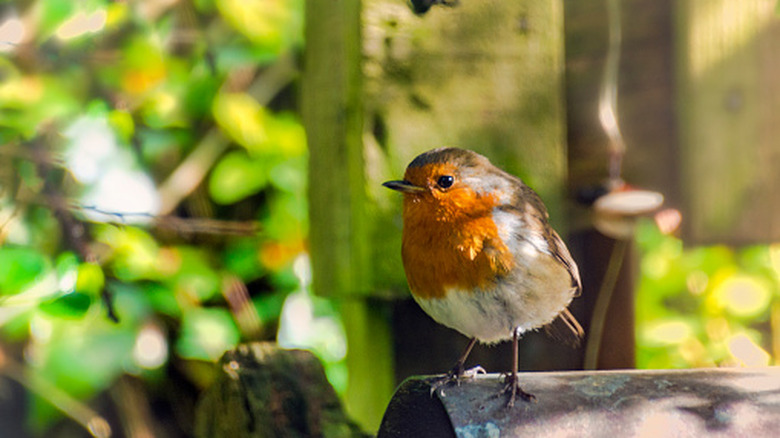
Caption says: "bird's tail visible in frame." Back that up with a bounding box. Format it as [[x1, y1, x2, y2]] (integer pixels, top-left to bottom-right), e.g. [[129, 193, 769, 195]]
[[543, 308, 584, 348]]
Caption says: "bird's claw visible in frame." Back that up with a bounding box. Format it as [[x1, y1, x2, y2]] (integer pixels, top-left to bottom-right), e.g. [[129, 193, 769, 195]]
[[429, 365, 486, 396], [459, 365, 486, 382], [500, 372, 536, 407]]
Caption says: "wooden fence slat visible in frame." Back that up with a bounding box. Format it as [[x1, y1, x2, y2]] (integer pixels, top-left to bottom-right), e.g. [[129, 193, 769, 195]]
[[676, 0, 780, 244]]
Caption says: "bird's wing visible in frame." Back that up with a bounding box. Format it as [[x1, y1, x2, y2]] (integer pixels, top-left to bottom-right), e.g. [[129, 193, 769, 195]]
[[517, 185, 582, 296]]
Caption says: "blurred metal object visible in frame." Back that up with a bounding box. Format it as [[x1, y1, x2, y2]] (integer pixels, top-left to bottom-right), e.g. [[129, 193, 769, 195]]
[[599, 0, 625, 185], [380, 369, 780, 437], [593, 187, 665, 239]]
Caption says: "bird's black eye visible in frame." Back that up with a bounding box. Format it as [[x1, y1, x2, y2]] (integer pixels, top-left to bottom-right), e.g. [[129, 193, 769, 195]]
[[436, 175, 454, 189]]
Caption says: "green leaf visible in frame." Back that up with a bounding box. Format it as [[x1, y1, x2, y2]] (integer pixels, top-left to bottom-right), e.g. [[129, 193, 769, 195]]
[[0, 74, 83, 138], [264, 113, 307, 158], [223, 239, 265, 281], [176, 308, 240, 361], [39, 325, 136, 398], [212, 92, 269, 151], [144, 283, 181, 317], [269, 155, 307, 193], [167, 247, 221, 302], [212, 93, 306, 158], [215, 0, 303, 55], [39, 293, 93, 319], [183, 71, 220, 119], [75, 262, 105, 296], [209, 151, 268, 204], [108, 109, 135, 142], [96, 225, 160, 281], [0, 247, 49, 295], [38, 0, 76, 39]]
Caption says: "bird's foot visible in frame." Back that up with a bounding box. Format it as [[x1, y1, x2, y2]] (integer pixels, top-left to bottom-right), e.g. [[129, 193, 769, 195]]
[[429, 364, 486, 396], [500, 372, 536, 407]]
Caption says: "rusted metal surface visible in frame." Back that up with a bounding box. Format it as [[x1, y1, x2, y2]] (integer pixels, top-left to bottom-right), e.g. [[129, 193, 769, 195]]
[[379, 368, 780, 437]]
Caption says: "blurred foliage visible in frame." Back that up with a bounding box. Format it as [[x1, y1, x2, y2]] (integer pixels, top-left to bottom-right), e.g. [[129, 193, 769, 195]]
[[636, 220, 780, 369], [0, 0, 345, 437]]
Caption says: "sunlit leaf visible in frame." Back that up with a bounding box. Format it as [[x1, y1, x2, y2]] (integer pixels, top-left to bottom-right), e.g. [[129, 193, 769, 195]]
[[118, 35, 167, 96], [260, 239, 305, 272], [265, 113, 307, 157], [108, 109, 135, 142], [167, 247, 221, 302], [269, 155, 307, 194], [39, 293, 92, 319], [105, 2, 130, 29], [39, 325, 136, 398], [0, 247, 49, 295], [37, 0, 77, 39], [212, 92, 269, 151], [55, 8, 107, 41], [208, 151, 268, 204], [216, 0, 303, 55], [75, 262, 105, 296], [176, 308, 240, 361], [641, 319, 694, 346], [54, 252, 79, 293], [96, 225, 160, 281], [212, 92, 307, 158], [262, 191, 307, 240], [0, 74, 83, 138]]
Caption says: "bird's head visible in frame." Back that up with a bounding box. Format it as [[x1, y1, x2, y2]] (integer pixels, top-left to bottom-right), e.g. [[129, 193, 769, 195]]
[[383, 148, 510, 223]]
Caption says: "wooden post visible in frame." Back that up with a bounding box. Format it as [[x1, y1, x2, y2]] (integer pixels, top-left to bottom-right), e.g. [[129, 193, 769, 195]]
[[302, 0, 395, 431], [195, 343, 368, 438], [303, 0, 368, 300]]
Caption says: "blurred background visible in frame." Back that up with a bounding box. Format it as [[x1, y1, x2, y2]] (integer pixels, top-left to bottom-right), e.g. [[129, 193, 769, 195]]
[[1, 0, 779, 436]]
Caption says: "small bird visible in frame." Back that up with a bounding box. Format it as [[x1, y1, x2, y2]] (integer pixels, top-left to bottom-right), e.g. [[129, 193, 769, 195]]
[[383, 147, 583, 406]]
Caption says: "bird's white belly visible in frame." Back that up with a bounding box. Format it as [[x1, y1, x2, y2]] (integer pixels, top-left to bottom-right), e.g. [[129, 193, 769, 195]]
[[413, 261, 575, 343]]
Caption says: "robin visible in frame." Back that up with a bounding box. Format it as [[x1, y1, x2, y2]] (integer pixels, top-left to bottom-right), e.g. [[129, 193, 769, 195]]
[[383, 147, 583, 406]]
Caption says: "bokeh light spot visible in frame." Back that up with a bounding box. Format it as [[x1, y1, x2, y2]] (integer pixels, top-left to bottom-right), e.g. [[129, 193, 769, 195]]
[[727, 333, 770, 367], [643, 320, 692, 346], [713, 275, 770, 318]]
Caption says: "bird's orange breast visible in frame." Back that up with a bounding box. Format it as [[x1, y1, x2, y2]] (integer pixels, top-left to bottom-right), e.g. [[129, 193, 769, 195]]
[[401, 189, 514, 299]]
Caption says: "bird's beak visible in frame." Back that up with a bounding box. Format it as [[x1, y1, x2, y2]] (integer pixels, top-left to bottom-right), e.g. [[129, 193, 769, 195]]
[[382, 180, 425, 193]]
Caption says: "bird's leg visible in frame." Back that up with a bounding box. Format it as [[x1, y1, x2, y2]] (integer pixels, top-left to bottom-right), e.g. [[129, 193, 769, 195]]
[[501, 328, 535, 407], [449, 337, 486, 381], [429, 337, 485, 395]]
